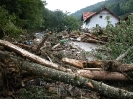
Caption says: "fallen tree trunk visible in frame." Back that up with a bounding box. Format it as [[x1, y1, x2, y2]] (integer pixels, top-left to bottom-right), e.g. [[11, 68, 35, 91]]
[[0, 40, 67, 72], [1, 52, 133, 99], [62, 58, 133, 72], [86, 60, 133, 72], [77, 70, 128, 80]]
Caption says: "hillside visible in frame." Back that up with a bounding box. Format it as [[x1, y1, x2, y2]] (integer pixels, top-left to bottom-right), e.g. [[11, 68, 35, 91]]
[[71, 0, 133, 21]]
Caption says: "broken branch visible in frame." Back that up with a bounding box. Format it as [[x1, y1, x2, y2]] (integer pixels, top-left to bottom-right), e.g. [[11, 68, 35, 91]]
[[0, 40, 67, 72]]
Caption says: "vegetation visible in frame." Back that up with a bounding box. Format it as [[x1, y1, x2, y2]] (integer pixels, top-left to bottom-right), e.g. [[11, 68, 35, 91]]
[[96, 14, 133, 64], [0, 0, 80, 38], [0, 7, 25, 38], [42, 9, 80, 32]]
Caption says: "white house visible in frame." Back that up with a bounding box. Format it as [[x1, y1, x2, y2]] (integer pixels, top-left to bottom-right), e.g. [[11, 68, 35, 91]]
[[81, 7, 120, 29]]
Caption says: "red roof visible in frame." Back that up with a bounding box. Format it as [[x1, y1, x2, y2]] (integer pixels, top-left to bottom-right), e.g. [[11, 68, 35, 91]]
[[82, 12, 96, 21]]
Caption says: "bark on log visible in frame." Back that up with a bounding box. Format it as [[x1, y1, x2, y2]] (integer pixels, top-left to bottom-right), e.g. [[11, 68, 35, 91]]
[[2, 53, 133, 99], [77, 70, 128, 80], [0, 40, 67, 72]]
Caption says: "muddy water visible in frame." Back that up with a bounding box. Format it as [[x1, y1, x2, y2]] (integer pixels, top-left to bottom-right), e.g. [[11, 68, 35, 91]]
[[69, 41, 99, 61]]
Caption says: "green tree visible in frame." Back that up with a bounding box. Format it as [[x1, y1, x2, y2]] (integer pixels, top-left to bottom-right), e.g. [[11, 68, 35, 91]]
[[19, 0, 44, 30], [42, 9, 80, 32], [0, 7, 24, 38], [0, 0, 44, 30], [64, 15, 80, 31]]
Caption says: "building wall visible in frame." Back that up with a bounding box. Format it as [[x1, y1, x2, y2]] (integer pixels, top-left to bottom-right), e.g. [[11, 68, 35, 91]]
[[84, 10, 119, 29]]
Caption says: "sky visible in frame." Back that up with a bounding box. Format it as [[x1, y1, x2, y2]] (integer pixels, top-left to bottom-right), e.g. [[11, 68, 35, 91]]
[[45, 0, 105, 13]]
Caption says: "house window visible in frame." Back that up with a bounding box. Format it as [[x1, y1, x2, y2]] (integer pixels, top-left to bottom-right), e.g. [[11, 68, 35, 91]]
[[99, 16, 102, 19]]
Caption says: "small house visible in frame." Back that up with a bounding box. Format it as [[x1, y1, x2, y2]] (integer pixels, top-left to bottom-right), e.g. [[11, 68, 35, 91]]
[[81, 7, 120, 29]]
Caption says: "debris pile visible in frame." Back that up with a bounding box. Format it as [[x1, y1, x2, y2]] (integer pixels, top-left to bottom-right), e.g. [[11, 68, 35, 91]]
[[0, 31, 133, 99]]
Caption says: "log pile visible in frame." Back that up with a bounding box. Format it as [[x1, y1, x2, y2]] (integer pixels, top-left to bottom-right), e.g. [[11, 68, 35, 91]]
[[0, 39, 133, 99], [81, 33, 107, 44], [68, 32, 108, 44]]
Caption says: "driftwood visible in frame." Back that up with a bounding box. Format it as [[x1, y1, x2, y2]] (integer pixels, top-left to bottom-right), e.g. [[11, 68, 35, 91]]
[[0, 51, 133, 99], [0, 40, 67, 72]]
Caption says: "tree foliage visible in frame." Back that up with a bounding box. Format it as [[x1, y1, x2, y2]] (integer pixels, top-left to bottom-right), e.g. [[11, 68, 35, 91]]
[[96, 14, 133, 64], [0, 0, 80, 38], [0, 7, 24, 38], [43, 9, 80, 32]]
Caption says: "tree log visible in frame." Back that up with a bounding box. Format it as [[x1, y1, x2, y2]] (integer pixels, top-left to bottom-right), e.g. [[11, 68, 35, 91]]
[[0, 40, 67, 72], [2, 53, 133, 99], [86, 60, 133, 72], [62, 58, 133, 72], [62, 58, 85, 69], [77, 70, 128, 80]]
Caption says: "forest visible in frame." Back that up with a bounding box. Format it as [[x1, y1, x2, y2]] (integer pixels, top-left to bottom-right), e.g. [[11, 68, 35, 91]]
[[72, 0, 133, 21]]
